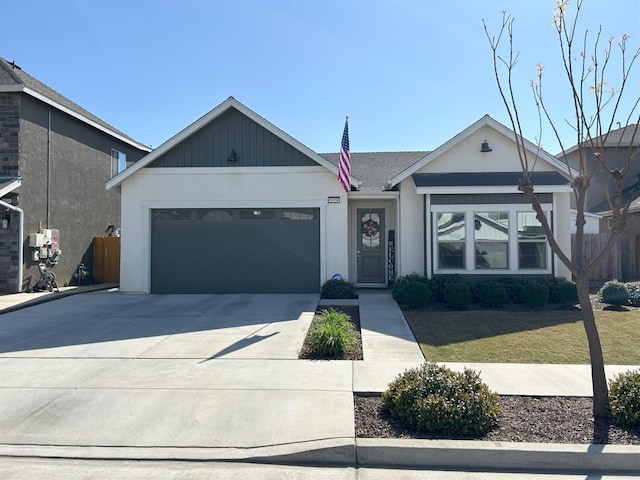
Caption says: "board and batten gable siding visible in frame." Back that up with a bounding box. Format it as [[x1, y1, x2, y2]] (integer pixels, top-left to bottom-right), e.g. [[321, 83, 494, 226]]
[[148, 107, 318, 168]]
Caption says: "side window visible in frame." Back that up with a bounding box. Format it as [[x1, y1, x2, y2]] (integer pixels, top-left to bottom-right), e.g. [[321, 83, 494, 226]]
[[111, 149, 127, 177], [437, 212, 466, 269]]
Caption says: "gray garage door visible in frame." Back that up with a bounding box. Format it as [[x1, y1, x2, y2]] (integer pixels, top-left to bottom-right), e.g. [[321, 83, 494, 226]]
[[150, 208, 320, 293]]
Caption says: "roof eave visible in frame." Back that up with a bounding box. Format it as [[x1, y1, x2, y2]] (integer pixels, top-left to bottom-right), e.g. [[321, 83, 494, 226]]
[[0, 177, 22, 197]]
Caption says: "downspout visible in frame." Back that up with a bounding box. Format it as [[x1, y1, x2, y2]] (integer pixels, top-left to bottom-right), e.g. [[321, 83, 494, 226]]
[[47, 108, 51, 227], [0, 199, 24, 293]]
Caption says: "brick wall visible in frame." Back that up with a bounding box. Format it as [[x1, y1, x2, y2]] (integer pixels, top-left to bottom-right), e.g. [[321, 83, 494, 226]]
[[0, 93, 20, 293]]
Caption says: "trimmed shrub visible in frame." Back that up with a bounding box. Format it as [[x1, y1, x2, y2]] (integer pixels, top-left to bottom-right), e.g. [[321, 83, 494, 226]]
[[400, 281, 434, 309], [608, 369, 640, 428], [430, 275, 468, 303], [495, 277, 525, 304], [443, 281, 472, 310], [546, 277, 578, 304], [392, 274, 429, 303], [382, 362, 502, 436], [522, 280, 549, 308], [320, 279, 356, 299], [475, 280, 508, 308], [599, 280, 630, 307], [626, 281, 640, 307], [308, 309, 357, 358]]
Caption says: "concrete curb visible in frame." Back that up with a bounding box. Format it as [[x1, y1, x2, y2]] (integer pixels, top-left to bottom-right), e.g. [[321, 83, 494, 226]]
[[355, 438, 640, 473], [2, 439, 640, 473], [0, 284, 117, 315]]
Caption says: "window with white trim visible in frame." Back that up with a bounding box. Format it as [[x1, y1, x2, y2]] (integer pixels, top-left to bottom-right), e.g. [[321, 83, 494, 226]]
[[474, 211, 509, 269], [437, 212, 466, 269], [517, 212, 547, 269], [111, 149, 126, 177], [432, 205, 551, 274]]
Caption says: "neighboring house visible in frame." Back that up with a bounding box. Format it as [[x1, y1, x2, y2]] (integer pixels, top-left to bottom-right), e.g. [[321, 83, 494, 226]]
[[0, 58, 151, 294], [107, 97, 572, 294], [561, 124, 640, 233]]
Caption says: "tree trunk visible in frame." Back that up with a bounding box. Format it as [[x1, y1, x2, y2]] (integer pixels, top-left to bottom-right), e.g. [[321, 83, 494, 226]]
[[575, 275, 609, 417]]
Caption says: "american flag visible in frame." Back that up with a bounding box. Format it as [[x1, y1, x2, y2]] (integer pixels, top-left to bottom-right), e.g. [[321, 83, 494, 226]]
[[338, 117, 351, 192]]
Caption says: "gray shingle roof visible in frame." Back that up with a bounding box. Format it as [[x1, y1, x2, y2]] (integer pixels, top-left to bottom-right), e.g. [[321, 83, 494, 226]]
[[0, 57, 146, 147], [320, 151, 429, 191]]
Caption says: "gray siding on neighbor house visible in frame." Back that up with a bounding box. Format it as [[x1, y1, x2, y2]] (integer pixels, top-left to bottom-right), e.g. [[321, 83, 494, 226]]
[[430, 193, 553, 205], [9, 94, 147, 290], [149, 107, 318, 168]]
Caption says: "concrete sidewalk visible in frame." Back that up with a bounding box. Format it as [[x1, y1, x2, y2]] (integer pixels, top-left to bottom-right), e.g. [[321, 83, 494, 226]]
[[0, 287, 638, 474]]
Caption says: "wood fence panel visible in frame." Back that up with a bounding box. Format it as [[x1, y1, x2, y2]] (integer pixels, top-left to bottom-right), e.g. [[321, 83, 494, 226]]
[[572, 233, 639, 290], [94, 236, 120, 284]]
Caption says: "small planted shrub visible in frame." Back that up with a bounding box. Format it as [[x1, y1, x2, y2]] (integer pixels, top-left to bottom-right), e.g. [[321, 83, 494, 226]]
[[382, 362, 502, 436], [308, 309, 356, 358], [522, 280, 549, 309], [400, 281, 434, 309], [495, 277, 525, 304], [443, 281, 472, 310], [547, 277, 578, 305], [626, 281, 640, 307], [430, 275, 468, 303], [599, 280, 630, 307], [608, 369, 640, 428], [475, 280, 508, 308], [321, 279, 356, 299], [392, 274, 429, 304]]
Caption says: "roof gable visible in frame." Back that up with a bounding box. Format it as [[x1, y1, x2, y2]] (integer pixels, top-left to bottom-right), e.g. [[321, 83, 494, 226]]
[[149, 106, 320, 168], [107, 97, 350, 189], [387, 115, 570, 188]]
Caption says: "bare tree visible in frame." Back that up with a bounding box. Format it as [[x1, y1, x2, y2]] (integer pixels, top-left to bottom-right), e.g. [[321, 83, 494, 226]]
[[484, 0, 640, 417]]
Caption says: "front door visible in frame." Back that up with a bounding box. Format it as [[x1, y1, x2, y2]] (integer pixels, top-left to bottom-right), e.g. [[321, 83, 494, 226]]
[[357, 208, 385, 284]]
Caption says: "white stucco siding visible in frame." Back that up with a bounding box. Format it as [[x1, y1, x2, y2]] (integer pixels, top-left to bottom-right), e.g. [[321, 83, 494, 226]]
[[418, 126, 558, 174], [119, 167, 348, 293], [398, 177, 424, 276]]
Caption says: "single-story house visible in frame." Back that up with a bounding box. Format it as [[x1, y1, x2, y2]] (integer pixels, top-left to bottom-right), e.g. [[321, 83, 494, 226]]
[[106, 97, 572, 294]]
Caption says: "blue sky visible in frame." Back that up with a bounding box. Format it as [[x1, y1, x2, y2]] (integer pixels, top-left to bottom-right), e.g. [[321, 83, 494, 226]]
[[3, 0, 639, 154]]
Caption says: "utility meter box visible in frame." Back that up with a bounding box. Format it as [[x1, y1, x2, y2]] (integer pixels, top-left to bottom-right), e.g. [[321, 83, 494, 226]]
[[41, 229, 53, 246], [28, 233, 44, 248]]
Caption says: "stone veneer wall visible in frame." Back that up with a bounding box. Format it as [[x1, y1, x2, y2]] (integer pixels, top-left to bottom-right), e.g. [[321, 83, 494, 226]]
[[0, 93, 20, 293]]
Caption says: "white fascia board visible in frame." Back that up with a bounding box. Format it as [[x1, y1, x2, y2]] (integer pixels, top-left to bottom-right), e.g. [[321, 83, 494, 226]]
[[0, 178, 21, 197], [22, 87, 151, 153], [106, 97, 361, 190], [570, 208, 603, 219], [415, 185, 573, 195]]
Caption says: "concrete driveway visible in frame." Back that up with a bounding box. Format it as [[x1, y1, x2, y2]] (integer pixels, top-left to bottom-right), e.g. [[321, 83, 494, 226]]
[[0, 291, 356, 460]]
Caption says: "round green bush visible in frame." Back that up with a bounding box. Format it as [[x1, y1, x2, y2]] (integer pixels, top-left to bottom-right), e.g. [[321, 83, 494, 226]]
[[626, 281, 640, 307], [382, 362, 502, 436], [608, 369, 640, 428], [522, 280, 549, 308], [392, 274, 429, 303], [308, 309, 356, 358], [320, 279, 356, 299], [400, 281, 434, 309], [496, 277, 524, 304], [443, 281, 472, 310], [430, 275, 467, 303], [547, 278, 578, 304], [598, 280, 630, 306], [475, 280, 508, 308]]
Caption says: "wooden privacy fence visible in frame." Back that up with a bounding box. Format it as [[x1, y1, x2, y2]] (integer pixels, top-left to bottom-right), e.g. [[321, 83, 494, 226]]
[[571, 233, 640, 290], [94, 236, 120, 284]]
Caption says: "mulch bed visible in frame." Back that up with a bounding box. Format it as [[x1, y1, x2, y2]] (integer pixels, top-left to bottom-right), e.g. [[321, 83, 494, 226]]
[[298, 305, 363, 360], [355, 395, 640, 444]]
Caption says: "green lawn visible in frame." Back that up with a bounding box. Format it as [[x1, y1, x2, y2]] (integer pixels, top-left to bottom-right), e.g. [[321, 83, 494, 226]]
[[403, 307, 640, 364]]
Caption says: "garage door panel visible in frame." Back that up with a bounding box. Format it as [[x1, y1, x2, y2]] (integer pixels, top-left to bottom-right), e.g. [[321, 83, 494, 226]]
[[151, 208, 320, 293]]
